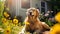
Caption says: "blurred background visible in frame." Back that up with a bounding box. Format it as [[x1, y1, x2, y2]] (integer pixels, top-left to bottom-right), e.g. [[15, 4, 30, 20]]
[[2, 0, 60, 20]]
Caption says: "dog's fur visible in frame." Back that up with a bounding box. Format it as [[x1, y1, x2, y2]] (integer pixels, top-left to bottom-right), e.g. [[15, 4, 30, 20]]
[[21, 8, 50, 34]]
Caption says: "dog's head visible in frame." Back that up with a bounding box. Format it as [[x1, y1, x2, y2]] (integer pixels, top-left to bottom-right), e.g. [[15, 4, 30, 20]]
[[26, 8, 40, 19]]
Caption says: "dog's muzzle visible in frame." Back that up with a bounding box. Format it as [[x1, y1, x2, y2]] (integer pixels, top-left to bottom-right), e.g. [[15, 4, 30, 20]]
[[29, 12, 34, 16]]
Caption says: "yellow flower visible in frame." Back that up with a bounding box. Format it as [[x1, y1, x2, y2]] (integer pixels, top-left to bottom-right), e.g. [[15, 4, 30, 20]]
[[2, 18, 7, 23], [2, 18, 10, 26], [55, 12, 60, 22], [4, 26, 11, 34], [13, 19, 18, 24], [4, 12, 10, 18], [25, 22, 30, 25], [50, 24, 60, 34]]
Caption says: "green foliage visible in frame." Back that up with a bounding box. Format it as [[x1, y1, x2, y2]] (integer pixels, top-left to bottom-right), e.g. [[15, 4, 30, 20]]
[[45, 19, 54, 26], [0, 1, 5, 22], [39, 13, 54, 27], [0, 1, 4, 14]]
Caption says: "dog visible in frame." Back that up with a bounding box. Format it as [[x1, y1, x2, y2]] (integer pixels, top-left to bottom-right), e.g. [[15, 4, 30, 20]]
[[20, 8, 50, 34]]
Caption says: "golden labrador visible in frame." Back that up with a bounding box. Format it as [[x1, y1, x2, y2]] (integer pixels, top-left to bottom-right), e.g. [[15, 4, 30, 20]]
[[20, 8, 50, 34]]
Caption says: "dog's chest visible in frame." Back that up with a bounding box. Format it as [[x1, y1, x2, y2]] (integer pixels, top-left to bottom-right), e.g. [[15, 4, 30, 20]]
[[30, 23, 35, 29], [29, 22, 39, 30]]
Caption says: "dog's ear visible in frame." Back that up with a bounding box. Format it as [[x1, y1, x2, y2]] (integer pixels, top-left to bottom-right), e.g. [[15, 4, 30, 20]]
[[36, 9, 40, 17], [26, 9, 30, 16]]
